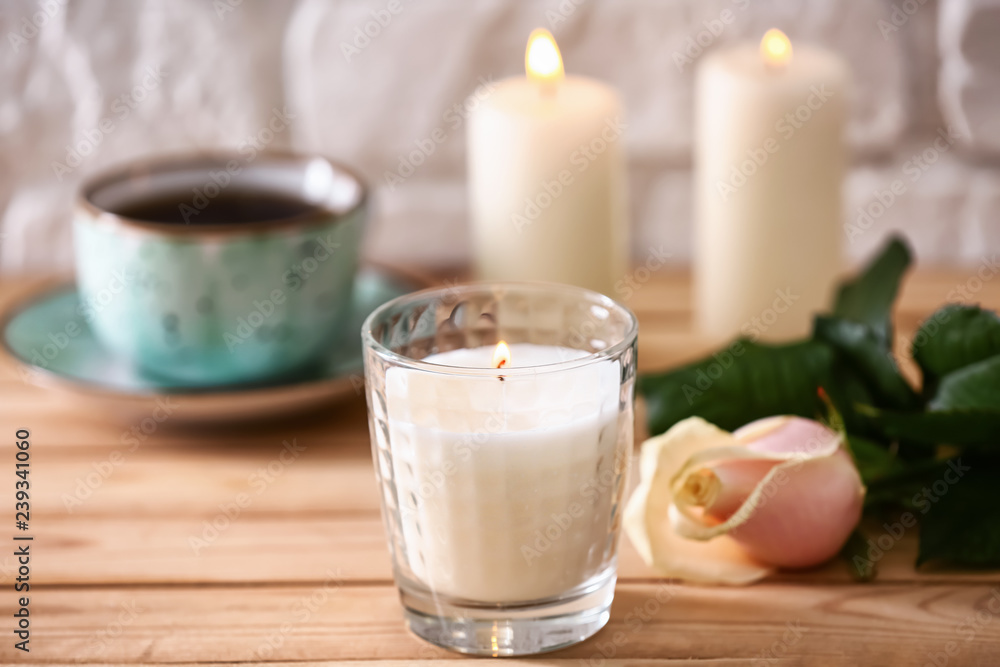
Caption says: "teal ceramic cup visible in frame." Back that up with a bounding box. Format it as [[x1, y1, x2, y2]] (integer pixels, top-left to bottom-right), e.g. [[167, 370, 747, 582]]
[[73, 152, 366, 386]]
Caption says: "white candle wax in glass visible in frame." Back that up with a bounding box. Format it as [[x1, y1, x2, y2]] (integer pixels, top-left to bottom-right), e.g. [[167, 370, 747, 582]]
[[386, 343, 620, 602], [362, 283, 637, 657]]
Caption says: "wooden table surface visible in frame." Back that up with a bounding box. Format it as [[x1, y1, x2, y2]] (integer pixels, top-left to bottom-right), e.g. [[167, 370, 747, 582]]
[[1, 269, 999, 666]]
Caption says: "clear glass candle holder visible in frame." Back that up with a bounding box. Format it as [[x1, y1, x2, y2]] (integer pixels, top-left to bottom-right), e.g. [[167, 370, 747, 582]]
[[361, 282, 638, 656]]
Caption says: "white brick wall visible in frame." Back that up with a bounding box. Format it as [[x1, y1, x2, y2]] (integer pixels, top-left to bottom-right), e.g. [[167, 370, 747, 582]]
[[0, 0, 996, 274], [938, 0, 1000, 155]]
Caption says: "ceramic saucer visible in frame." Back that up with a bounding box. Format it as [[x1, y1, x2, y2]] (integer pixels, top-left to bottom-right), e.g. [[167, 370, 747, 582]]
[[0, 268, 424, 423]]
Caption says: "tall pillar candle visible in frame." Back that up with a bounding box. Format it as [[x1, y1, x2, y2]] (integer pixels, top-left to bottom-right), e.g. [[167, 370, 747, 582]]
[[694, 30, 849, 341], [468, 29, 629, 296]]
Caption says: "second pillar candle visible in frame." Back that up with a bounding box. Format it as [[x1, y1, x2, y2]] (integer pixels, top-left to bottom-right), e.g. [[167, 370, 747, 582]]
[[695, 29, 849, 342], [467, 29, 629, 296]]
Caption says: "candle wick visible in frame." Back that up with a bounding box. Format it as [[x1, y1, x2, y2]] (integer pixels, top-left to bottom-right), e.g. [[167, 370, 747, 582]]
[[538, 81, 558, 98]]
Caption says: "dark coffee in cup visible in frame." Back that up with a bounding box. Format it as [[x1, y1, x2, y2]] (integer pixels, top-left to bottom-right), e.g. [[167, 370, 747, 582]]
[[112, 190, 325, 225]]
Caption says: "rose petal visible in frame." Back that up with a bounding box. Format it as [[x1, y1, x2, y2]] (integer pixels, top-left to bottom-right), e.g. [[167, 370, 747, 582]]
[[723, 448, 864, 567], [693, 416, 864, 568], [669, 421, 845, 542], [623, 417, 774, 585], [734, 415, 843, 455], [703, 458, 782, 519]]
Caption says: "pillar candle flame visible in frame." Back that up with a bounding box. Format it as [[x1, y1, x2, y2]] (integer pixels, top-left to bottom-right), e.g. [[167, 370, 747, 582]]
[[525, 28, 564, 87], [760, 29, 792, 68]]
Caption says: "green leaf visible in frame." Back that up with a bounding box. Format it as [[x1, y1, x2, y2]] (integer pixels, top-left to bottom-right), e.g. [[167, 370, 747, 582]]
[[863, 458, 950, 509], [912, 305, 1000, 386], [639, 339, 833, 434], [832, 236, 912, 346], [841, 528, 877, 582], [929, 354, 1000, 412], [857, 405, 1000, 448], [847, 434, 904, 485], [918, 463, 1000, 567], [860, 353, 1000, 450], [824, 361, 880, 437], [814, 316, 918, 410]]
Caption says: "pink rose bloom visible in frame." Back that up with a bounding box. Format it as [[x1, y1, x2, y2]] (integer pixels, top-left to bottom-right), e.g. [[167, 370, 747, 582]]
[[624, 415, 865, 584]]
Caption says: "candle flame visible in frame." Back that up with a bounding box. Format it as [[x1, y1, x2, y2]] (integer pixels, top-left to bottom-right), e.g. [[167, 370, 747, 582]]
[[525, 28, 564, 86], [760, 29, 792, 67], [492, 340, 511, 369]]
